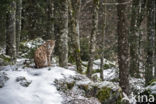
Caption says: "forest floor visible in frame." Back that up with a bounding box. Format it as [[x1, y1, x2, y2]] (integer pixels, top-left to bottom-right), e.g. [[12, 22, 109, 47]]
[[0, 38, 155, 104], [0, 57, 149, 104]]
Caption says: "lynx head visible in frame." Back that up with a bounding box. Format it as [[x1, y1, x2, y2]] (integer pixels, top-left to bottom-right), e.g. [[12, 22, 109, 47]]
[[47, 40, 55, 46], [47, 40, 55, 50]]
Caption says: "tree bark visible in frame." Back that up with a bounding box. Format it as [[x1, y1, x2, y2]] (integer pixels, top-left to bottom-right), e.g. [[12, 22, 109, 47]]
[[26, 0, 38, 40], [46, 0, 54, 40], [129, 0, 140, 77], [87, 0, 99, 78], [6, 0, 16, 63], [100, 0, 107, 81], [68, 0, 82, 73], [155, 1, 156, 78], [145, 0, 155, 85], [117, 0, 130, 96], [16, 0, 22, 56], [54, 0, 68, 68]]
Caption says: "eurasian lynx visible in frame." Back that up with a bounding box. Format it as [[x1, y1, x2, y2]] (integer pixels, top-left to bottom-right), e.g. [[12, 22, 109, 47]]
[[34, 40, 55, 68]]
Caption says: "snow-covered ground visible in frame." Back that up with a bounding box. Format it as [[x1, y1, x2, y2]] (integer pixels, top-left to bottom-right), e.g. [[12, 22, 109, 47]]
[[0, 58, 148, 104], [0, 65, 75, 104]]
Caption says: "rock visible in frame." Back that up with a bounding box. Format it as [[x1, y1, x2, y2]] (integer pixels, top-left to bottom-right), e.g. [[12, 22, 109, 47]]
[[0, 54, 11, 66], [0, 72, 9, 88], [16, 76, 32, 87], [64, 97, 100, 104], [54, 74, 122, 104]]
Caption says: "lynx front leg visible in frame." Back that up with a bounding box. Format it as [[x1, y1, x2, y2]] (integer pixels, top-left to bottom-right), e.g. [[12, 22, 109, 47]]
[[47, 55, 51, 66]]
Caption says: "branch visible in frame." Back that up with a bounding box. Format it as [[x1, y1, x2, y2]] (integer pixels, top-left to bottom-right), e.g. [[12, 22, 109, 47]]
[[102, 0, 132, 6]]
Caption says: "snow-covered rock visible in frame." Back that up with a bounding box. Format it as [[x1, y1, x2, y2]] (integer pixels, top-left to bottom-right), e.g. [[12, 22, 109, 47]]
[[146, 80, 156, 94], [0, 66, 75, 104], [130, 77, 145, 93], [16, 76, 32, 87], [19, 38, 45, 58], [0, 72, 9, 88], [0, 54, 11, 66], [54, 72, 122, 104]]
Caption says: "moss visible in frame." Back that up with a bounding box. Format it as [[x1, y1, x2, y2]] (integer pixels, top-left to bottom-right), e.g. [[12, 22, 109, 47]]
[[96, 87, 111, 102], [103, 63, 115, 69], [78, 84, 89, 92], [0, 54, 12, 65], [148, 79, 156, 86], [111, 78, 119, 82], [0, 54, 11, 62], [66, 81, 75, 90], [93, 68, 101, 73]]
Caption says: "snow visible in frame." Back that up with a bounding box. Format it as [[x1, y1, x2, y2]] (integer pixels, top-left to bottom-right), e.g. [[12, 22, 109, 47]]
[[0, 66, 75, 104], [23, 38, 45, 49], [93, 59, 116, 66], [92, 68, 118, 81], [96, 81, 120, 91], [146, 81, 156, 94]]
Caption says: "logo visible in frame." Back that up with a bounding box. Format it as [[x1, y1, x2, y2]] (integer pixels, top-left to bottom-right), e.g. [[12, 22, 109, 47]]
[[121, 92, 155, 104]]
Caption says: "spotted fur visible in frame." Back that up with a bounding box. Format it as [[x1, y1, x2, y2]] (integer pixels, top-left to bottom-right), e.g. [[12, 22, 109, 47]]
[[34, 40, 55, 68]]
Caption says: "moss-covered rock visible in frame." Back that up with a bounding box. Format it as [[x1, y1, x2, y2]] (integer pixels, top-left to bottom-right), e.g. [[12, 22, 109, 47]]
[[16, 76, 32, 87], [0, 54, 12, 66], [96, 86, 122, 104], [0, 72, 9, 88], [66, 80, 75, 90], [96, 87, 111, 102]]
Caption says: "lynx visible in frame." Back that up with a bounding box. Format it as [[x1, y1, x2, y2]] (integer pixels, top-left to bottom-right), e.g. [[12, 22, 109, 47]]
[[34, 40, 55, 68]]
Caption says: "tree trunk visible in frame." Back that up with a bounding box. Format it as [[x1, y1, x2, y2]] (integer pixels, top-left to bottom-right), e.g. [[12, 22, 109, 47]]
[[54, 0, 68, 68], [27, 0, 37, 40], [100, 0, 107, 81], [16, 0, 22, 56], [46, 0, 54, 40], [6, 0, 16, 63], [145, 0, 155, 85], [87, 0, 99, 78], [68, 0, 82, 73], [117, 0, 130, 96], [155, 1, 156, 78], [129, 0, 140, 77]]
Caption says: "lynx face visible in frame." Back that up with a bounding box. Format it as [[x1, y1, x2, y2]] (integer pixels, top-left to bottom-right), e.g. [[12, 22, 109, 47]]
[[34, 40, 55, 68]]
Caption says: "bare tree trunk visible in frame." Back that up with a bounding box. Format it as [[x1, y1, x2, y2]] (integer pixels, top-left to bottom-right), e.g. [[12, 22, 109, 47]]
[[16, 0, 22, 56], [46, 0, 54, 40], [68, 0, 82, 73], [100, 0, 107, 81], [155, 1, 156, 78], [117, 0, 130, 96], [27, 0, 38, 40], [129, 0, 140, 77], [6, 0, 16, 63], [54, 0, 68, 68], [87, 0, 99, 78], [145, 0, 155, 85]]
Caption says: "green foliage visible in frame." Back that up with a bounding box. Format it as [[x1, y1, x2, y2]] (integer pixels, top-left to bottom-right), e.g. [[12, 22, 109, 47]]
[[96, 87, 111, 102], [80, 38, 89, 61], [19, 38, 44, 59], [148, 79, 156, 86], [0, 54, 12, 65], [0, 54, 11, 62], [0, 0, 11, 12]]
